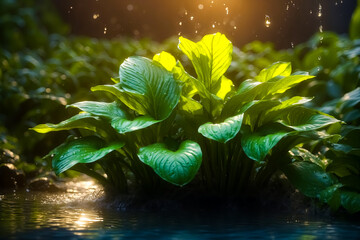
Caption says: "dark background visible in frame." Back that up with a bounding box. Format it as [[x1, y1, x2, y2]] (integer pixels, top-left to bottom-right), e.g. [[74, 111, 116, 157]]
[[52, 0, 356, 48]]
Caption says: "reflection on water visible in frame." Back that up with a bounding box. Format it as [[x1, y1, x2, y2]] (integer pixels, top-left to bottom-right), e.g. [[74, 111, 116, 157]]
[[1, 178, 360, 239]]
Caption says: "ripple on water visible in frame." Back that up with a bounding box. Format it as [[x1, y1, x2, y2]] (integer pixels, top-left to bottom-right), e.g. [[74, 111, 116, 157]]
[[1, 178, 360, 239]]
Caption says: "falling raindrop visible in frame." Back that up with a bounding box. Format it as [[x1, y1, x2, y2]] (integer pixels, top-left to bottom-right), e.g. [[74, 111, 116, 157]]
[[318, 4, 322, 17], [103, 27, 107, 34], [265, 15, 271, 28], [212, 24, 215, 28], [225, 7, 229, 15], [286, 5, 289, 11], [198, 4, 204, 10], [319, 25, 323, 33], [291, 42, 294, 48], [233, 26, 237, 30], [184, 10, 188, 16], [179, 22, 182, 26], [93, 14, 100, 20], [310, 10, 313, 14], [190, 16, 194, 21]]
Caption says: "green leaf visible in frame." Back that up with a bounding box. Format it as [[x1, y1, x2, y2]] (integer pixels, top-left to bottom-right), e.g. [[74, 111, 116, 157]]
[[91, 84, 148, 115], [51, 136, 124, 175], [119, 56, 180, 120], [69, 101, 127, 119], [111, 116, 161, 134], [241, 125, 290, 162], [282, 161, 338, 198], [213, 76, 234, 100], [340, 190, 360, 214], [263, 96, 313, 122], [278, 107, 340, 131], [338, 87, 360, 112], [255, 62, 291, 82], [289, 147, 327, 169], [350, 0, 360, 40], [178, 33, 232, 92], [31, 113, 99, 133], [93, 57, 181, 120], [198, 113, 244, 143], [138, 140, 202, 186], [153, 51, 177, 71], [319, 184, 342, 211], [223, 71, 314, 117], [178, 96, 203, 116]]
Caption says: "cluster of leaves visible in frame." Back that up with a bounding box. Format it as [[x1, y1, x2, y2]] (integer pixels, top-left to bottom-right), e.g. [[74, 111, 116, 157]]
[[33, 33, 358, 214], [0, 0, 170, 168]]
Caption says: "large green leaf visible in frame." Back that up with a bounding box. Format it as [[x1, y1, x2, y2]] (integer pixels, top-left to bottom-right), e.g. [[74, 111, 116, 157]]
[[31, 113, 99, 133], [178, 33, 232, 92], [111, 116, 161, 134], [278, 107, 340, 131], [138, 140, 202, 186], [241, 125, 290, 162], [198, 113, 244, 143], [93, 57, 180, 120], [50, 136, 124, 175], [255, 62, 291, 82], [282, 161, 338, 198], [119, 56, 180, 120], [69, 101, 127, 119]]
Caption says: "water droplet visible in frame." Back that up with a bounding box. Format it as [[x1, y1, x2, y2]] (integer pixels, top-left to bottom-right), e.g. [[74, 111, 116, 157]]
[[179, 21, 182, 26], [318, 56, 321, 61], [212, 24, 215, 28], [127, 4, 134, 11], [184, 10, 188, 15], [265, 15, 271, 28], [225, 7, 229, 15], [318, 4, 322, 17], [103, 27, 107, 34], [309, 10, 313, 14], [291, 42, 294, 48], [233, 26, 237, 30], [198, 4, 204, 10], [319, 25, 323, 33], [178, 32, 181, 36], [286, 5, 289, 10], [93, 13, 100, 20], [195, 30, 198, 34], [190, 16, 194, 21]]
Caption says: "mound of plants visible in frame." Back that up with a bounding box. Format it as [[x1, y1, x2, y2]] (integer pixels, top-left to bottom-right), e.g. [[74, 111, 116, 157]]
[[31, 32, 360, 213]]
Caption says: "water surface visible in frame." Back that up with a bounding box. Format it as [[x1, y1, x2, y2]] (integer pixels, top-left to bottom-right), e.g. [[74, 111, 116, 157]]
[[0, 179, 359, 239]]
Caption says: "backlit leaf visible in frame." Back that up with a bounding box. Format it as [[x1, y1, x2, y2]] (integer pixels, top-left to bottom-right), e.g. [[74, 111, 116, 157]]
[[255, 62, 292, 82], [178, 33, 232, 93]]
